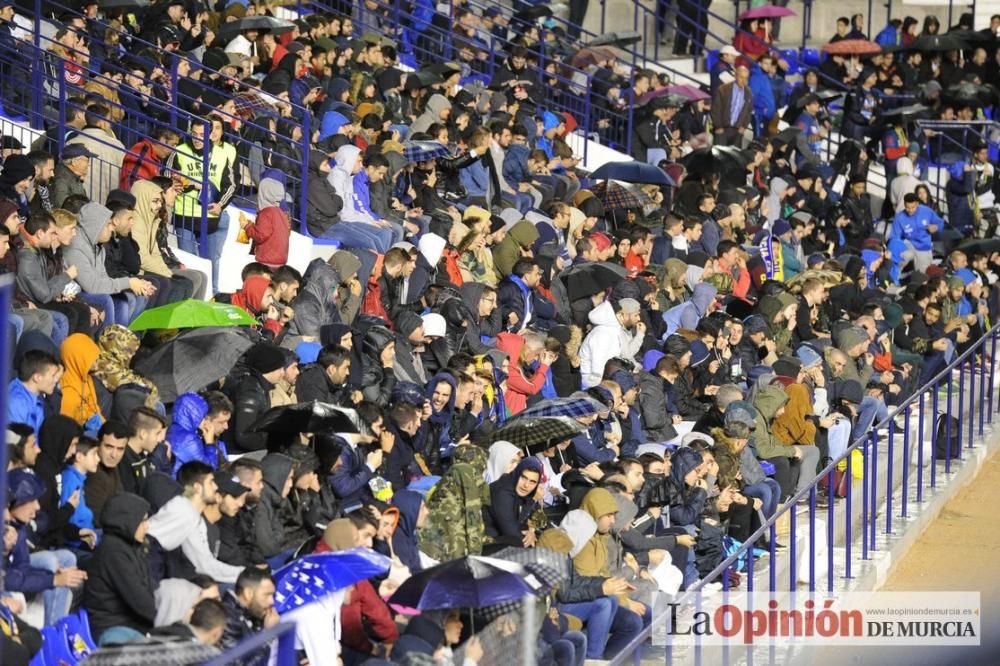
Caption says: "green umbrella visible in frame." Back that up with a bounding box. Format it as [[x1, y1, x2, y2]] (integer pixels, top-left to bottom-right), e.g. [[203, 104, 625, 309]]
[[128, 299, 255, 332]]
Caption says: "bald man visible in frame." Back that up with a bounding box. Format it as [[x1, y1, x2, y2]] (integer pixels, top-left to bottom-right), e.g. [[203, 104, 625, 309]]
[[710, 65, 754, 147]]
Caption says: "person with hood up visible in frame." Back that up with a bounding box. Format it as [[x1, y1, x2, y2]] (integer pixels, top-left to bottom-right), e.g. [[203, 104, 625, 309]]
[[62, 202, 155, 327], [572, 488, 647, 656], [240, 177, 290, 269], [288, 256, 354, 340], [418, 450, 488, 562], [423, 372, 460, 472], [486, 440, 522, 484], [82, 492, 156, 645], [484, 456, 544, 547], [60, 333, 104, 431], [228, 275, 283, 339], [254, 453, 310, 564], [459, 282, 501, 354], [409, 93, 452, 135], [579, 298, 645, 388], [325, 144, 397, 252], [392, 310, 430, 385], [168, 392, 228, 475], [751, 384, 802, 502], [91, 324, 160, 415], [492, 219, 539, 280], [890, 155, 923, 213], [661, 283, 717, 339], [391, 488, 428, 573], [304, 151, 344, 237]]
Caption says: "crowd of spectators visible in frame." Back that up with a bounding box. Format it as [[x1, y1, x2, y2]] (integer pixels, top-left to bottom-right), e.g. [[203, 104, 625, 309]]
[[1, 1, 999, 665]]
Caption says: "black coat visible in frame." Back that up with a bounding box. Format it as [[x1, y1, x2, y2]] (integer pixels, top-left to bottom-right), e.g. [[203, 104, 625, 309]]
[[305, 154, 344, 237], [82, 493, 155, 639], [295, 363, 351, 404], [229, 370, 273, 454]]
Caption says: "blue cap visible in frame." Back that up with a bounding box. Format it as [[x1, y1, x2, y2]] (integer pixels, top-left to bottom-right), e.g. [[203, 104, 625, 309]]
[[610, 370, 638, 394], [689, 340, 710, 367], [795, 345, 822, 369], [642, 349, 665, 373], [7, 468, 46, 507]]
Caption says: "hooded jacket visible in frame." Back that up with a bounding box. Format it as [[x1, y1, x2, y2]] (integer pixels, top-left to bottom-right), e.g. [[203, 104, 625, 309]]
[[579, 301, 644, 388], [637, 370, 678, 442], [409, 94, 452, 135], [458, 282, 500, 354], [573, 488, 618, 577], [492, 220, 539, 280], [393, 311, 429, 385], [391, 489, 425, 573], [63, 202, 132, 295], [168, 393, 228, 475], [306, 152, 344, 236], [83, 493, 156, 639], [496, 332, 549, 415], [890, 157, 922, 212], [328, 144, 376, 224], [751, 385, 793, 459], [255, 453, 309, 558], [290, 258, 343, 338], [484, 457, 543, 546], [662, 283, 717, 338], [663, 447, 709, 526], [772, 383, 817, 446]]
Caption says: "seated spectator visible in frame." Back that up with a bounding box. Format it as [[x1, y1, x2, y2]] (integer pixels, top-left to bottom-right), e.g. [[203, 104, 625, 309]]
[[82, 492, 155, 645], [484, 457, 543, 547]]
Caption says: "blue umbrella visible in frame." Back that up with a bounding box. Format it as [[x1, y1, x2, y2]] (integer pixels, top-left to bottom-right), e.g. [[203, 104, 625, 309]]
[[274, 548, 391, 613], [402, 140, 452, 163], [589, 160, 676, 186], [388, 556, 535, 610]]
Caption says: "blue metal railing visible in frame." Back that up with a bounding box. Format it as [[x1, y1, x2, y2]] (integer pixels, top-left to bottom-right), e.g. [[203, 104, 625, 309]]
[[610, 322, 1000, 665]]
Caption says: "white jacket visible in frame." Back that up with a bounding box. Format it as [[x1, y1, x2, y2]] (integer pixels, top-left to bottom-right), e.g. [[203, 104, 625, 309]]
[[579, 301, 643, 388]]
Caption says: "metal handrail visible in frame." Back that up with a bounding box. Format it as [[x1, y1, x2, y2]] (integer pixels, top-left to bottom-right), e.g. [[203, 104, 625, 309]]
[[204, 621, 299, 665], [609, 321, 999, 664]]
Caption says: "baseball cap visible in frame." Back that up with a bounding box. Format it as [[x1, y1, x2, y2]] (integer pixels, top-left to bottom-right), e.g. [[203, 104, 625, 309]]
[[214, 471, 249, 497], [724, 400, 757, 430], [62, 144, 95, 160], [616, 298, 640, 315], [720, 45, 740, 57]]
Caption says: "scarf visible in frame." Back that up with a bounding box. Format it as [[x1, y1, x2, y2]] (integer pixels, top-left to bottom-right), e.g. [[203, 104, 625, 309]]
[[91, 325, 159, 408]]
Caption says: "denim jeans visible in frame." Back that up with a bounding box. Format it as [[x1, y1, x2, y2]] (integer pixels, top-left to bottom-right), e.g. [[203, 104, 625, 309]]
[[99, 626, 146, 646], [80, 292, 145, 328], [852, 395, 888, 442], [550, 630, 587, 666], [176, 211, 229, 291], [743, 478, 782, 519], [558, 597, 616, 658], [321, 221, 395, 254], [30, 549, 76, 625]]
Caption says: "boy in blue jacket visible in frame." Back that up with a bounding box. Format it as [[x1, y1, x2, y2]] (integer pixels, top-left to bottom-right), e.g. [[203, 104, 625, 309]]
[[60, 437, 100, 536]]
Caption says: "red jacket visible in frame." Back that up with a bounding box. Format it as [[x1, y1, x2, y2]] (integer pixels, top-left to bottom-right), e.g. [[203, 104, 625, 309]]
[[496, 332, 549, 415], [313, 541, 399, 653], [120, 139, 163, 191], [245, 206, 290, 268]]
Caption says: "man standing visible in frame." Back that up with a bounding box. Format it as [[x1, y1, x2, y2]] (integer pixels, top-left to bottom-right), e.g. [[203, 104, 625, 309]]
[[710, 66, 753, 147], [891, 193, 943, 273]]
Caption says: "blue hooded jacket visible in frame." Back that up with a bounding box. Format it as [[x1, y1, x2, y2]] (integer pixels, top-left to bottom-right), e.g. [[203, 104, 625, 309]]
[[662, 283, 717, 337], [319, 111, 350, 142], [168, 393, 227, 476], [391, 489, 425, 573], [424, 373, 458, 461], [749, 65, 776, 122]]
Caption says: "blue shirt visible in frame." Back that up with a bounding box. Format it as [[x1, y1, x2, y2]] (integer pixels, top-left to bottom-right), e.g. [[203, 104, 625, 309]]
[[59, 466, 96, 532], [890, 204, 944, 252], [7, 379, 44, 439], [730, 83, 746, 127]]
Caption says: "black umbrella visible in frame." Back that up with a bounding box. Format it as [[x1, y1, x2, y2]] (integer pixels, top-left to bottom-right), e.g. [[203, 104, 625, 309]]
[[956, 238, 1000, 255], [590, 160, 675, 186], [586, 31, 642, 47], [489, 416, 587, 454], [772, 126, 802, 146], [132, 327, 253, 402], [218, 16, 296, 40], [249, 401, 359, 435], [558, 262, 626, 300], [944, 81, 998, 107], [880, 103, 930, 121], [388, 556, 535, 610], [680, 145, 747, 179], [906, 33, 971, 52]]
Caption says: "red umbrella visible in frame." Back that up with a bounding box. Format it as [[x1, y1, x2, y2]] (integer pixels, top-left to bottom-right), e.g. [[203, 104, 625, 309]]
[[738, 5, 796, 20], [822, 39, 882, 56]]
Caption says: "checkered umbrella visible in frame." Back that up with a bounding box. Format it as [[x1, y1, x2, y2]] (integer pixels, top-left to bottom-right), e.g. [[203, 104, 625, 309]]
[[519, 397, 608, 420], [489, 416, 587, 454], [475, 548, 569, 621], [593, 181, 644, 211], [402, 140, 451, 163]]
